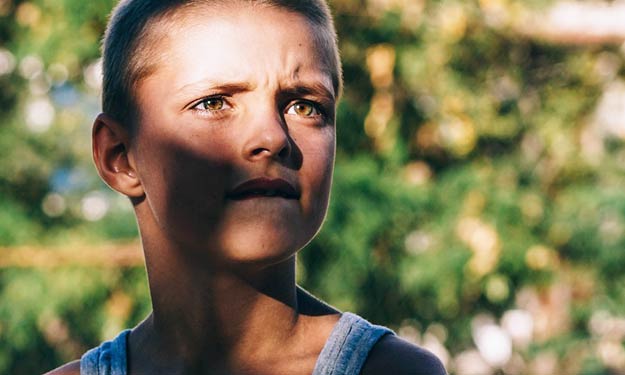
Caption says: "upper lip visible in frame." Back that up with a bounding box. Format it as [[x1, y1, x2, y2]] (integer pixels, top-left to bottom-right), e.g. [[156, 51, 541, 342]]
[[226, 177, 300, 200]]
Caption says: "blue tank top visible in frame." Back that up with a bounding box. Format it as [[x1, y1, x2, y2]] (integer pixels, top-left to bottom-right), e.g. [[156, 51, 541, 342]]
[[80, 312, 392, 375]]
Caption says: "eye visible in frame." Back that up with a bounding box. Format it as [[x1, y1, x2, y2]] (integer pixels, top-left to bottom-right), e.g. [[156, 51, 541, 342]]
[[286, 101, 321, 117], [192, 96, 230, 112]]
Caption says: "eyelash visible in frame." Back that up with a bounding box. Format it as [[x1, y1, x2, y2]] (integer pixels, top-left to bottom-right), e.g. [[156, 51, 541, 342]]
[[191, 95, 231, 116], [285, 100, 325, 118], [189, 96, 327, 120]]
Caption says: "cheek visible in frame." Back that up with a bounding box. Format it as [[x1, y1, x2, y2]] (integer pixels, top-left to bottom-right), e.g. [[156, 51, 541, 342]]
[[308, 129, 335, 177], [134, 126, 237, 235], [137, 116, 235, 188], [300, 130, 335, 207]]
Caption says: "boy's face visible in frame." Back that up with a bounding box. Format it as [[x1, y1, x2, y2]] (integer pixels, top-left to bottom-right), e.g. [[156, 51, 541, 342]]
[[130, 5, 336, 265]]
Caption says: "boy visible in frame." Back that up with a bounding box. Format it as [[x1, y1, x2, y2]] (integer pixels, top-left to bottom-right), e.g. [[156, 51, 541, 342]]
[[48, 0, 446, 374]]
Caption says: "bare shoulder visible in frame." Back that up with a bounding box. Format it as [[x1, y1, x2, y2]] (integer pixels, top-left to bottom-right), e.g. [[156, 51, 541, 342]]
[[361, 334, 447, 375], [43, 360, 81, 375]]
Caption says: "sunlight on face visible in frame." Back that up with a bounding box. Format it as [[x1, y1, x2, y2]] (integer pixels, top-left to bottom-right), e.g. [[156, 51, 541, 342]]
[[131, 5, 337, 266]]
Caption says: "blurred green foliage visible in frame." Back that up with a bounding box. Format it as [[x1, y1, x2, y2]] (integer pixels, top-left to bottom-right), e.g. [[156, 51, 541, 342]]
[[2, 0, 625, 373]]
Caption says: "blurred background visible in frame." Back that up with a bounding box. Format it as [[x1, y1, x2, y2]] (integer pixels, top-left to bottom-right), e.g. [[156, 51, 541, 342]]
[[1, 0, 625, 373]]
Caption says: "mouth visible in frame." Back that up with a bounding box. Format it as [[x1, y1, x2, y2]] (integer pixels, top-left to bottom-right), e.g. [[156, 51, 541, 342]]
[[226, 178, 300, 200]]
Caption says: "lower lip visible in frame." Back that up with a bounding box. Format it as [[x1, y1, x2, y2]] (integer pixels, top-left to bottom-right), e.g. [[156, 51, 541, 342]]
[[228, 194, 297, 201]]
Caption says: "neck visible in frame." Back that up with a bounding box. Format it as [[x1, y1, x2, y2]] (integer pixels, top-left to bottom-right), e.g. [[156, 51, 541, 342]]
[[150, 252, 300, 345], [131, 233, 311, 373]]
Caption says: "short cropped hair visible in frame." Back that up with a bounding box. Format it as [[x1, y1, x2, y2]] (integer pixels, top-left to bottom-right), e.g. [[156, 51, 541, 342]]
[[101, 0, 342, 130]]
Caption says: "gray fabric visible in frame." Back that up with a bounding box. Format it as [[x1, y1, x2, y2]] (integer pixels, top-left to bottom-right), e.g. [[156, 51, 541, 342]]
[[311, 312, 393, 375], [79, 313, 392, 374], [80, 329, 130, 375]]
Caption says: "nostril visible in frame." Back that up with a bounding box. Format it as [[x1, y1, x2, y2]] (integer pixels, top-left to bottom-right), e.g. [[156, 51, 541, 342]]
[[278, 142, 291, 159], [247, 139, 291, 160], [251, 148, 266, 156]]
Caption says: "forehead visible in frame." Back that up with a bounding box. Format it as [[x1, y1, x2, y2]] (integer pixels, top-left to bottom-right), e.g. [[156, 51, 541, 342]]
[[138, 4, 337, 94]]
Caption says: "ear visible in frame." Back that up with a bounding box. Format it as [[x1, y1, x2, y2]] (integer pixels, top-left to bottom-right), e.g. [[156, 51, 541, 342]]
[[92, 113, 144, 198]]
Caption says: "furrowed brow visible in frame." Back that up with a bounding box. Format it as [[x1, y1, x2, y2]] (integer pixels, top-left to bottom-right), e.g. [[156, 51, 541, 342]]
[[280, 82, 335, 103], [175, 81, 253, 97]]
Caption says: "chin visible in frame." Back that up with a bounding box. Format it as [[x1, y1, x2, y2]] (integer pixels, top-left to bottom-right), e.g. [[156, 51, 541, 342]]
[[215, 224, 313, 266]]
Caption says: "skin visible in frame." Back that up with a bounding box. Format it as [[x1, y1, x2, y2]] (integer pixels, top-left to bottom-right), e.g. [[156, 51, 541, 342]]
[[47, 4, 446, 375]]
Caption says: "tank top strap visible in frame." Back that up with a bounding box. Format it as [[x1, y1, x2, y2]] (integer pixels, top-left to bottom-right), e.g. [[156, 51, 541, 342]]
[[80, 329, 130, 375], [312, 312, 394, 375]]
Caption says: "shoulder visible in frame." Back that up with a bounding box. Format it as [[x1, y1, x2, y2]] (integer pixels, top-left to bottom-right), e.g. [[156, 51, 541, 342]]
[[360, 334, 447, 375], [44, 360, 81, 375]]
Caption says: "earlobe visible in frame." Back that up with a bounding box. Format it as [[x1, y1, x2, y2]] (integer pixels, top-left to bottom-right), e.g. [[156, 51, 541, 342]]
[[92, 113, 144, 198]]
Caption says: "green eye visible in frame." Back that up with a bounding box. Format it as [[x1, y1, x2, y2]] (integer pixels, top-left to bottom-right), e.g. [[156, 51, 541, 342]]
[[287, 101, 319, 117]]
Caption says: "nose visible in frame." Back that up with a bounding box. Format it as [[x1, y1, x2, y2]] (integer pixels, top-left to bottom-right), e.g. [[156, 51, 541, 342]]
[[242, 110, 292, 162]]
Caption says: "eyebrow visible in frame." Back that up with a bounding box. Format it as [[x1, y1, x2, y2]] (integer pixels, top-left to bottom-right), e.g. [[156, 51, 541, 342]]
[[175, 79, 336, 105], [175, 81, 253, 98], [280, 81, 336, 103]]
